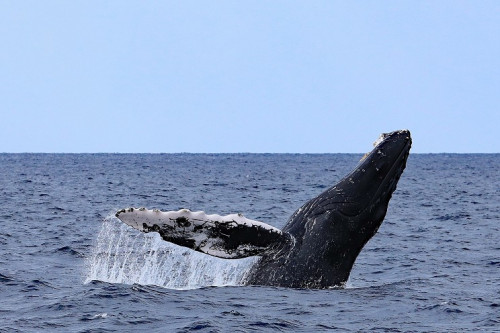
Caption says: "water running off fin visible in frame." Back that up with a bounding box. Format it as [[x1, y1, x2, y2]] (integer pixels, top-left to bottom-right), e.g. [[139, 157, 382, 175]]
[[85, 216, 256, 289]]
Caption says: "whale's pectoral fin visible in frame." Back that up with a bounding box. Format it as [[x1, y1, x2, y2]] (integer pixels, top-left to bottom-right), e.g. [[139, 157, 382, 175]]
[[115, 208, 289, 259]]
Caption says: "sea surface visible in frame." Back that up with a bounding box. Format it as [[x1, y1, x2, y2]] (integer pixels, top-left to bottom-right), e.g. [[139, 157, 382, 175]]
[[0, 153, 499, 332]]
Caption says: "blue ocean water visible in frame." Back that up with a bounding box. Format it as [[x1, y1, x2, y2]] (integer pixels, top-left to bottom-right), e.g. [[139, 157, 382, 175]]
[[0, 153, 499, 332]]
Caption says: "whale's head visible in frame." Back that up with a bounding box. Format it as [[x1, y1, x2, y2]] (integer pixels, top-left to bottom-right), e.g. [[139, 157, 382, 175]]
[[338, 129, 412, 221], [280, 130, 412, 287], [287, 129, 411, 230]]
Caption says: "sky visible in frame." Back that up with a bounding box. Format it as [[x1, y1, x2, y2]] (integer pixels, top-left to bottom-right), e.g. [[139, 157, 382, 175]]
[[1, 1, 499, 153]]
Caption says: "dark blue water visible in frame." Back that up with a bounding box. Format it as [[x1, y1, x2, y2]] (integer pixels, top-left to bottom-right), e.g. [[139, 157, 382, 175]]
[[1, 153, 499, 332]]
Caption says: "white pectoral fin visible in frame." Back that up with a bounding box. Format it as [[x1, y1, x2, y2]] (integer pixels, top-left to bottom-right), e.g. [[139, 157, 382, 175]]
[[115, 208, 288, 259]]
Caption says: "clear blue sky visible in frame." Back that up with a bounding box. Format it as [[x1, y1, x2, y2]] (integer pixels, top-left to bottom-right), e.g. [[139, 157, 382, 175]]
[[1, 1, 499, 153]]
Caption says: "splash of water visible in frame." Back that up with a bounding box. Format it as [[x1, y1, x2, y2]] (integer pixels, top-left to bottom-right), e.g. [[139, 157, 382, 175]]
[[85, 215, 257, 289]]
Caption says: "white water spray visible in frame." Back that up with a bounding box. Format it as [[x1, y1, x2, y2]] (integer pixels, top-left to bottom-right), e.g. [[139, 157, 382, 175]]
[[85, 215, 257, 289]]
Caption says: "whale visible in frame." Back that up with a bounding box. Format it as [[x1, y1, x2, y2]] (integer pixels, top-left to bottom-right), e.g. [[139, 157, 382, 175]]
[[116, 129, 412, 288]]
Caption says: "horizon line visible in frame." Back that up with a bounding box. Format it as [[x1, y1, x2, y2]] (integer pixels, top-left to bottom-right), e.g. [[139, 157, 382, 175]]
[[1, 152, 499, 155]]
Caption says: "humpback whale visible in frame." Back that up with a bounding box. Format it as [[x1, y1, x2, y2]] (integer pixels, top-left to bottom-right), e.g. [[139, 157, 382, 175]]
[[116, 130, 412, 288]]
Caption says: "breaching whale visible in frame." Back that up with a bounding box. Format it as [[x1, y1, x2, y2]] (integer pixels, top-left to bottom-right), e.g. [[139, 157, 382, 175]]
[[116, 130, 412, 288]]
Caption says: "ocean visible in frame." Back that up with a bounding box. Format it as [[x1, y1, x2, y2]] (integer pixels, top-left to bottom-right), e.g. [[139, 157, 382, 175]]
[[0, 153, 499, 332]]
